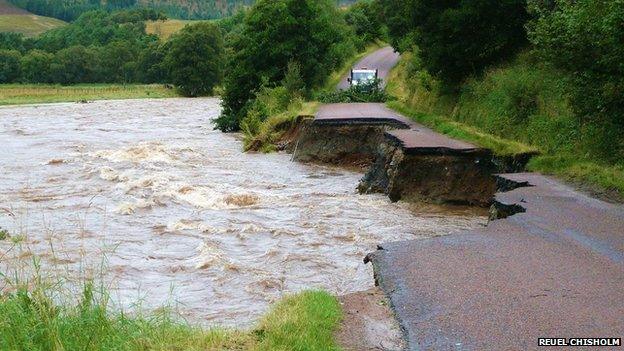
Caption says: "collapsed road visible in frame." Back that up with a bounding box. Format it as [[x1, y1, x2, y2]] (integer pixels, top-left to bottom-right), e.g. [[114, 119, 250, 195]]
[[290, 47, 624, 349]]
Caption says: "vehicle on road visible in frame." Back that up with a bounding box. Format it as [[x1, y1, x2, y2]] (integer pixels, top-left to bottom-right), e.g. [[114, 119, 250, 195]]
[[347, 68, 378, 87]]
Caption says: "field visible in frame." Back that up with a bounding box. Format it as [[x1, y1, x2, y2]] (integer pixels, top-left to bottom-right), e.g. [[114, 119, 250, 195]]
[[0, 84, 180, 105], [146, 19, 205, 39], [0, 0, 66, 36]]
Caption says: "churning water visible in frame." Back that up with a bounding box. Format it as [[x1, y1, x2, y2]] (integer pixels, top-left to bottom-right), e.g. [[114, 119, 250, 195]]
[[0, 98, 485, 327]]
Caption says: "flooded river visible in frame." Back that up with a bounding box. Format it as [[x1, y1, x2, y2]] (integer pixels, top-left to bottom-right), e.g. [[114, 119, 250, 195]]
[[0, 98, 485, 327]]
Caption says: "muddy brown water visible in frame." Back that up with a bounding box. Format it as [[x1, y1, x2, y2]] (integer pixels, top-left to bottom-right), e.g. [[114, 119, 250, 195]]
[[0, 98, 486, 327]]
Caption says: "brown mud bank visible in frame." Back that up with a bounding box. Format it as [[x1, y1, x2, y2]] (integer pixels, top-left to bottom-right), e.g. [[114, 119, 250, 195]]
[[291, 119, 409, 170], [357, 136, 497, 207], [288, 116, 536, 207]]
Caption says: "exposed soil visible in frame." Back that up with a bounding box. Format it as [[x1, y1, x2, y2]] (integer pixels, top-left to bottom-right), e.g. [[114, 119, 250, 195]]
[[336, 288, 405, 351], [292, 123, 395, 168], [359, 139, 498, 207]]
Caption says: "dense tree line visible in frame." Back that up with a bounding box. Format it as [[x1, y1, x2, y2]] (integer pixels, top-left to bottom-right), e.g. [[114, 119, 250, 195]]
[[0, 9, 224, 96], [6, 0, 357, 21]]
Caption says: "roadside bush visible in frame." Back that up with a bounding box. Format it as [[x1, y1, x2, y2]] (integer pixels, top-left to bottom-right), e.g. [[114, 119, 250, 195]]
[[0, 50, 22, 83], [164, 22, 225, 97], [316, 79, 389, 103], [378, 0, 528, 85], [216, 0, 356, 132], [528, 0, 624, 163]]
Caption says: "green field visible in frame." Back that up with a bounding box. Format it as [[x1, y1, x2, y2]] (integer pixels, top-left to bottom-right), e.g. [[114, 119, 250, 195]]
[[146, 19, 205, 39], [0, 84, 181, 105], [0, 0, 66, 36]]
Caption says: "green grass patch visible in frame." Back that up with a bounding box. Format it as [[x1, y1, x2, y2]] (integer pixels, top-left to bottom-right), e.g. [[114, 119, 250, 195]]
[[0, 14, 66, 37], [528, 155, 624, 198], [387, 100, 536, 156], [256, 290, 342, 350], [0, 275, 342, 350], [0, 84, 180, 106]]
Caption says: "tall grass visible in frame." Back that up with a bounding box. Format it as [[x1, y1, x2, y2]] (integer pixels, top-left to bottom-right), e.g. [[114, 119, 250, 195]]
[[0, 258, 342, 350]]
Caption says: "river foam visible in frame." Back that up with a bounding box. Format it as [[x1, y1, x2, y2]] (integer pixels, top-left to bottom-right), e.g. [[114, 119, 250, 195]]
[[0, 98, 486, 327]]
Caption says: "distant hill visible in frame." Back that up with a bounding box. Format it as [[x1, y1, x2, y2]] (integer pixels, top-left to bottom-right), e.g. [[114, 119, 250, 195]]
[[6, 0, 358, 22], [0, 0, 66, 36]]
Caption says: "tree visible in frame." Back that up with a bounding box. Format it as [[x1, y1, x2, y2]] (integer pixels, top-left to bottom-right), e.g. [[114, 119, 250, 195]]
[[528, 0, 624, 161], [378, 0, 528, 85], [20, 50, 53, 83], [97, 40, 140, 82], [49, 45, 97, 84], [164, 22, 225, 97], [0, 50, 22, 83], [344, 0, 384, 50], [215, 0, 355, 131]]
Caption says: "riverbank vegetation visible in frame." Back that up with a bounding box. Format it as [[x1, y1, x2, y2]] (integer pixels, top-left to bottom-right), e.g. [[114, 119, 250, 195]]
[[0, 268, 342, 350], [379, 0, 624, 199], [0, 83, 179, 105], [215, 0, 386, 156]]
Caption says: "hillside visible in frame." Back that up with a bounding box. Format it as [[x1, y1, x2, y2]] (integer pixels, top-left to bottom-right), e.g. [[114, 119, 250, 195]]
[[6, 0, 357, 21], [0, 0, 65, 36]]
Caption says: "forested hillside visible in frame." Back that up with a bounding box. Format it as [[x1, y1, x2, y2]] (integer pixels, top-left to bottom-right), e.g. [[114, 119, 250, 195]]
[[6, 0, 357, 21]]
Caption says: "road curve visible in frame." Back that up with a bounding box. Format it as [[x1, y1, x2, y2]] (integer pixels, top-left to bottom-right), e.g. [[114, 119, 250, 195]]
[[337, 46, 400, 90]]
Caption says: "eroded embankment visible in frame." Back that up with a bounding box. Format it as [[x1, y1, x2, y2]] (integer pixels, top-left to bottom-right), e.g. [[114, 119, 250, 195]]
[[358, 135, 497, 207], [292, 120, 409, 169], [291, 114, 536, 207]]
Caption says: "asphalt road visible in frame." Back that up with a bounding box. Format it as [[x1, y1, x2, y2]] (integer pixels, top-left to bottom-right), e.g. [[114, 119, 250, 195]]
[[369, 173, 624, 350], [337, 46, 400, 90], [317, 45, 624, 350]]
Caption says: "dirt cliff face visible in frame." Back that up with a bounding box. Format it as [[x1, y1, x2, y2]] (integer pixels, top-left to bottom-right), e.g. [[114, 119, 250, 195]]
[[292, 123, 400, 169], [358, 139, 497, 207]]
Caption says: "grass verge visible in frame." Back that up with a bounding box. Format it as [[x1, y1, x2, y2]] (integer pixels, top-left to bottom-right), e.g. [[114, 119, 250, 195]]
[[243, 100, 318, 153], [0, 275, 342, 350], [0, 84, 180, 106], [386, 101, 536, 157]]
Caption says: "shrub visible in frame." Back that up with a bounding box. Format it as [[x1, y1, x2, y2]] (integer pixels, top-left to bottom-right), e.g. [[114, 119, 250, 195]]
[[528, 0, 624, 163], [378, 0, 528, 85], [164, 22, 225, 97], [316, 79, 389, 103], [216, 0, 355, 132]]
